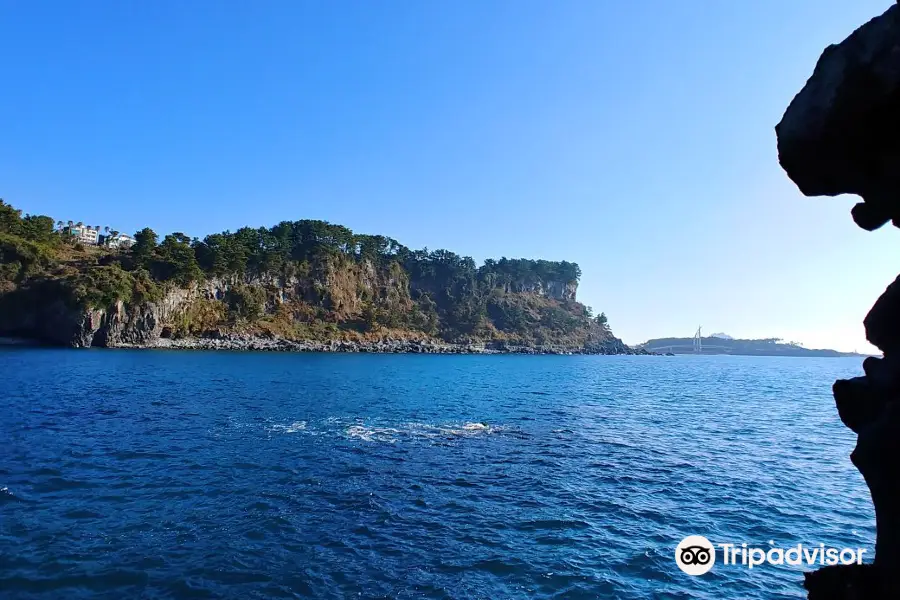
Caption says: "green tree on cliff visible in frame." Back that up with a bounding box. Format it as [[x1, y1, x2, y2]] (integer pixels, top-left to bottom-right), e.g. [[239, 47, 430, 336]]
[[0, 201, 57, 244], [132, 228, 158, 267], [0, 200, 22, 234], [596, 312, 609, 330], [19, 215, 56, 242], [155, 233, 203, 285]]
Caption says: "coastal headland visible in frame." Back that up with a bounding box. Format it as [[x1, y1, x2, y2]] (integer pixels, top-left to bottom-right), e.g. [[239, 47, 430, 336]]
[[0, 200, 636, 354]]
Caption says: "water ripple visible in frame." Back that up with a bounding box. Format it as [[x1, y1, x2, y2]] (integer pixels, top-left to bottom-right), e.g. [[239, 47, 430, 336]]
[[0, 350, 874, 599]]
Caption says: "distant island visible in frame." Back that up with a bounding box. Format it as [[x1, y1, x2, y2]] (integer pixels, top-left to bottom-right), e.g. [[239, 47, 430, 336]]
[[0, 199, 638, 354], [638, 336, 870, 357]]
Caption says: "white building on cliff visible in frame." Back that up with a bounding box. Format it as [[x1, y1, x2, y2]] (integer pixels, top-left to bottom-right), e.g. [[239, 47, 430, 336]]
[[105, 233, 136, 249], [67, 224, 100, 245]]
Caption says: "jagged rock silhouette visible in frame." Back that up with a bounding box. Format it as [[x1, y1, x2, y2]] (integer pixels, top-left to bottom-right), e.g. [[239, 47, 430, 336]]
[[777, 3, 900, 597]]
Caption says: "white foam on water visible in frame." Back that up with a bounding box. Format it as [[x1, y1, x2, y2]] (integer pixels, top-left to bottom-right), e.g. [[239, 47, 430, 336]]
[[261, 417, 504, 444], [462, 422, 490, 431], [396, 421, 501, 440], [269, 421, 307, 434], [435, 422, 499, 437], [345, 425, 401, 443]]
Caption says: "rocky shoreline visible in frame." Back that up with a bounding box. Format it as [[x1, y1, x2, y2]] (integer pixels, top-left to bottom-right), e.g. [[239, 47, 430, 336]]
[[114, 333, 648, 355], [0, 282, 645, 355]]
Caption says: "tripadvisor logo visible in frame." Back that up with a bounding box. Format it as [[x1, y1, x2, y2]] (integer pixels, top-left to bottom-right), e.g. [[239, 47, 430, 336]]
[[675, 535, 869, 576], [675, 535, 716, 575]]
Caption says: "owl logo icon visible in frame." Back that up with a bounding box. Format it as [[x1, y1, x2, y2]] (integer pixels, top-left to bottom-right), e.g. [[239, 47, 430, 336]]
[[675, 536, 716, 575]]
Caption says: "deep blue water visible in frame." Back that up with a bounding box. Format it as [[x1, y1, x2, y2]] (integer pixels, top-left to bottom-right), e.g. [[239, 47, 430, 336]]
[[0, 350, 875, 599]]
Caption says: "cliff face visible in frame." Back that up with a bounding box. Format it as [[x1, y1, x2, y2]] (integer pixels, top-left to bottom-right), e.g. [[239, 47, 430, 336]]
[[0, 285, 174, 348], [500, 279, 577, 301], [777, 4, 900, 597], [0, 259, 407, 346], [0, 252, 624, 353]]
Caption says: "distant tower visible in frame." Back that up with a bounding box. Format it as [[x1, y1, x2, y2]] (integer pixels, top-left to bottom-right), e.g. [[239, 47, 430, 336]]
[[693, 326, 702, 354]]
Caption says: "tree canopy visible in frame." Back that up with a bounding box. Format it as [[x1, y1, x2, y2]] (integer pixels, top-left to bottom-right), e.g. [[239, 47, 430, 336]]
[[182, 218, 582, 290]]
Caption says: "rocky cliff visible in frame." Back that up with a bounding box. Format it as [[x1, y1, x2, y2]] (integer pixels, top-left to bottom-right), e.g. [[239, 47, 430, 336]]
[[777, 3, 900, 597], [0, 207, 632, 354], [0, 273, 629, 354]]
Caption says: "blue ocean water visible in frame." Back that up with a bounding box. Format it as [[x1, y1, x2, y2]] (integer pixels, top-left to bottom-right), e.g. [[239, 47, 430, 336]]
[[0, 350, 874, 599]]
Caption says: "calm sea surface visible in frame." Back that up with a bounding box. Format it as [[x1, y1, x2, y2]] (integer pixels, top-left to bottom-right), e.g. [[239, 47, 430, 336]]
[[0, 350, 874, 599]]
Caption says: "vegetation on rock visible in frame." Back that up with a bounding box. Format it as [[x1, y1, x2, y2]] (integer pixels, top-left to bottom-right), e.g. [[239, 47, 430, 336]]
[[0, 199, 618, 348]]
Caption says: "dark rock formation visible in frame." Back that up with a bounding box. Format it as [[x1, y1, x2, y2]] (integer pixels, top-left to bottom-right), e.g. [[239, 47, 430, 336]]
[[803, 564, 881, 599], [0, 289, 169, 348], [777, 3, 900, 597], [776, 3, 900, 231], [0, 296, 96, 347], [87, 301, 163, 348]]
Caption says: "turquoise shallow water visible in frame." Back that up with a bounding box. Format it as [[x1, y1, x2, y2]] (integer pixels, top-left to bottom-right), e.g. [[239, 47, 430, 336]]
[[0, 350, 875, 599]]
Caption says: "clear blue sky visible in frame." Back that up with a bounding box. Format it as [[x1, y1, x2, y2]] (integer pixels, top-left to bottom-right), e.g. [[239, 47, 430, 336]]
[[1, 0, 896, 352]]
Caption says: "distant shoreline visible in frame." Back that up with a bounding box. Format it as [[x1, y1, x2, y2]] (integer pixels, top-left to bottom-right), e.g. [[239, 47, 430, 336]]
[[649, 351, 874, 358], [637, 336, 871, 358]]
